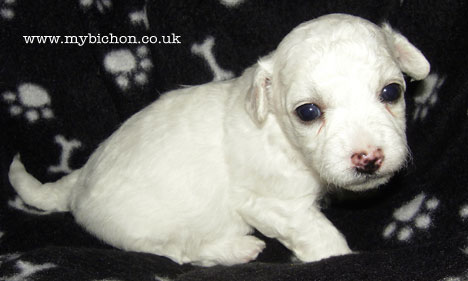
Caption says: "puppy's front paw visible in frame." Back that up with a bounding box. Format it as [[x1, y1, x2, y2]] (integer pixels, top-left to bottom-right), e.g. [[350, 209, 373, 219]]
[[293, 238, 352, 263], [230, 235, 266, 264], [197, 235, 266, 266]]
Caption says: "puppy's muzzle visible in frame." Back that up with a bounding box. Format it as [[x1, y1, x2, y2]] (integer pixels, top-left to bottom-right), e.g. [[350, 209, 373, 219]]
[[351, 148, 384, 174]]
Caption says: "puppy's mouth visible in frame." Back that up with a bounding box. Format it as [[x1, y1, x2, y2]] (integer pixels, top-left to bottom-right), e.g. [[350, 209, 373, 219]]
[[354, 170, 389, 180], [341, 172, 393, 192]]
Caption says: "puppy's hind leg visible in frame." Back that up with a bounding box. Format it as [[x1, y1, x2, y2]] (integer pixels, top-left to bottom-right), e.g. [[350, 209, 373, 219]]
[[122, 236, 189, 265], [194, 235, 266, 266]]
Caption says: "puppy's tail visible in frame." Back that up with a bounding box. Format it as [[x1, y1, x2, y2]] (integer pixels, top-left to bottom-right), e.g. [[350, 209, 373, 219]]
[[8, 154, 79, 212]]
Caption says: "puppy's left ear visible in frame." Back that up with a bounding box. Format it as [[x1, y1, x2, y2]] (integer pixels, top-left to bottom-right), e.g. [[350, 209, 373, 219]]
[[382, 23, 430, 80], [245, 58, 273, 126]]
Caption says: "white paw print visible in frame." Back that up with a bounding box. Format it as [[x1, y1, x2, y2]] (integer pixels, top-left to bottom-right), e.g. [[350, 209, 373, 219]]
[[219, 0, 245, 8], [383, 192, 440, 241], [459, 204, 468, 254], [155, 276, 173, 281], [2, 83, 54, 123], [412, 73, 445, 122], [103, 45, 153, 91], [79, 0, 112, 13], [459, 204, 468, 220], [0, 0, 16, 21], [129, 9, 149, 30]]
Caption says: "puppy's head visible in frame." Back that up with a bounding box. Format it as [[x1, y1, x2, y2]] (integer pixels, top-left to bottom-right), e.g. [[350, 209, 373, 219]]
[[246, 14, 430, 191]]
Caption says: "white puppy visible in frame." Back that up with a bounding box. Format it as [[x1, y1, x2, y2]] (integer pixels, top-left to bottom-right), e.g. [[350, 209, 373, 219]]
[[9, 14, 429, 266]]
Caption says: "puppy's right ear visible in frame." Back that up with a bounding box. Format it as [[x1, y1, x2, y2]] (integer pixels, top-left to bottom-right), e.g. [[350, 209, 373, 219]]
[[245, 58, 273, 127]]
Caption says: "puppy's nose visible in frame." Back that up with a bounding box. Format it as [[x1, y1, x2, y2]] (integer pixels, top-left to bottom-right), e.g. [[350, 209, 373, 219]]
[[351, 148, 384, 174]]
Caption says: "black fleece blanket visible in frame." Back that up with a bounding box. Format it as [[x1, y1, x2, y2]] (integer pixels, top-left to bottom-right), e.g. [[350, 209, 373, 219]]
[[1, 0, 468, 280]]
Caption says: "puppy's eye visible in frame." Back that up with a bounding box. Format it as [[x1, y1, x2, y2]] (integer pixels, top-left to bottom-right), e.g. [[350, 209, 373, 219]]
[[380, 83, 402, 103], [295, 103, 321, 122]]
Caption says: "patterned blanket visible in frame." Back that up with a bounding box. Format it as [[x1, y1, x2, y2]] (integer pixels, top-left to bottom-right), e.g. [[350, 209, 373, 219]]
[[1, 0, 467, 280]]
